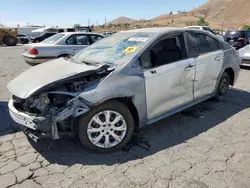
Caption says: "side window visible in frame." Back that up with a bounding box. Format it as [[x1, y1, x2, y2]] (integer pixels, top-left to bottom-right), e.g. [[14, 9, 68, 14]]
[[188, 32, 215, 54], [207, 36, 221, 51], [66, 36, 75, 45], [66, 35, 90, 45], [76, 35, 90, 45], [90, 35, 103, 43], [140, 34, 187, 69]]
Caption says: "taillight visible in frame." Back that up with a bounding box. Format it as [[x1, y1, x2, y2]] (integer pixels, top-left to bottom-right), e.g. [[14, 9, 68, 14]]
[[29, 48, 38, 55], [238, 38, 245, 41]]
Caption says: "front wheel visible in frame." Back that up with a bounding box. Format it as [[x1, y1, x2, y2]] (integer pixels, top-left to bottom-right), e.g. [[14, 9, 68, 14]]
[[214, 72, 230, 101], [78, 100, 134, 153]]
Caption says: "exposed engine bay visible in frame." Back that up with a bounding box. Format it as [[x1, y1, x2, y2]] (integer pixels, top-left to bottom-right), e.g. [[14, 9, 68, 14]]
[[12, 68, 113, 139]]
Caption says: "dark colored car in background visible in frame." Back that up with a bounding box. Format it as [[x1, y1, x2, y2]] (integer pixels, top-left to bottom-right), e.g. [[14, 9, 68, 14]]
[[17, 34, 30, 44], [30, 32, 57, 43], [224, 30, 250, 49]]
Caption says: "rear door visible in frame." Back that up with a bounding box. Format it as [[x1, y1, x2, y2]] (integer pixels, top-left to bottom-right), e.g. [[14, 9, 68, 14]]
[[187, 31, 224, 99]]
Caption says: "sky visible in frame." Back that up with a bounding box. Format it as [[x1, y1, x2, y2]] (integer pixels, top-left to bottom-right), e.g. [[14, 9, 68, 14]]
[[0, 0, 208, 27]]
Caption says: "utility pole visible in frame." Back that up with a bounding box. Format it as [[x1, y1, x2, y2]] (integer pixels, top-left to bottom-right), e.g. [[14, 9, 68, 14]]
[[96, 20, 98, 26], [88, 19, 90, 26], [105, 16, 107, 25]]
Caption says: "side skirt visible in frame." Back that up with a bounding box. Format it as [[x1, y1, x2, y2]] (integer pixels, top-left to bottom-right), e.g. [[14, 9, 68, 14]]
[[146, 94, 213, 125]]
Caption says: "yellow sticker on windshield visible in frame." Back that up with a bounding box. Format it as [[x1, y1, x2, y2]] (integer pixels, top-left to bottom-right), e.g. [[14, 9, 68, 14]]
[[123, 46, 138, 54]]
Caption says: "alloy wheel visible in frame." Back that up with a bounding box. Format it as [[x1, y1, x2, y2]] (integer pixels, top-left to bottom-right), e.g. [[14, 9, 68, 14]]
[[87, 110, 127, 148]]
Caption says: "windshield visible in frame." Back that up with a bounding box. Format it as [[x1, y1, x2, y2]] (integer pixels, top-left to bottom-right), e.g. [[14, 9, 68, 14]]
[[41, 33, 65, 44], [70, 32, 156, 65]]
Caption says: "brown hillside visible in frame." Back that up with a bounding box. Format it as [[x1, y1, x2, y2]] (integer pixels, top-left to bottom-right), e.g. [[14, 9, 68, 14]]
[[151, 13, 197, 26], [106, 0, 250, 29], [193, 0, 250, 29], [108, 16, 138, 24]]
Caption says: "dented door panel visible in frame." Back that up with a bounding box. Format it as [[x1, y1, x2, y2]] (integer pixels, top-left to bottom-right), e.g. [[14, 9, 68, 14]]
[[194, 50, 224, 99], [144, 58, 195, 120]]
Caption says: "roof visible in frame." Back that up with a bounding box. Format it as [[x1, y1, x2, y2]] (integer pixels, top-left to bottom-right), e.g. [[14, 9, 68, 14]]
[[121, 27, 186, 34], [59, 32, 101, 35], [185, 26, 203, 28]]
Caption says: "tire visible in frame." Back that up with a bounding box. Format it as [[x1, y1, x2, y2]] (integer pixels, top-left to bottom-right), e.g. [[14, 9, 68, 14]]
[[3, 35, 17, 46], [78, 100, 135, 153], [214, 72, 230, 101], [23, 39, 29, 44]]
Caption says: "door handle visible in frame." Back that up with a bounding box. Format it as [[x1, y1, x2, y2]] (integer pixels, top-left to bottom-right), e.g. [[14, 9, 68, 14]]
[[215, 56, 221, 61], [150, 70, 157, 74], [72, 48, 77, 50], [184, 64, 195, 71]]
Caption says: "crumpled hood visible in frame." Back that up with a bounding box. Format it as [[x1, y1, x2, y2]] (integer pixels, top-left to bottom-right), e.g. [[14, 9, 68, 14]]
[[7, 58, 105, 99]]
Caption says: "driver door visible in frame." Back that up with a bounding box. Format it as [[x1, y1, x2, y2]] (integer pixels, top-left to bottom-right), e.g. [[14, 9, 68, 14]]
[[140, 33, 195, 120]]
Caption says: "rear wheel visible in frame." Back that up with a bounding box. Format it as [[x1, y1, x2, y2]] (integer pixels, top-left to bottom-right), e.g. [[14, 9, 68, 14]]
[[78, 100, 134, 153], [214, 72, 230, 101], [3, 35, 17, 46]]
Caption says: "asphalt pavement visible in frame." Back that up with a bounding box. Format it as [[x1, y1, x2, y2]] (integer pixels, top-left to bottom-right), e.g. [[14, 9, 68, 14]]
[[0, 46, 250, 188]]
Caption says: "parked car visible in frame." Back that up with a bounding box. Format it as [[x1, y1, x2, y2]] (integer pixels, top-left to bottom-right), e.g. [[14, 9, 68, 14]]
[[238, 44, 250, 67], [185, 26, 225, 41], [23, 32, 104, 64], [8, 28, 240, 152], [30, 32, 57, 43], [224, 30, 250, 49], [17, 34, 30, 44]]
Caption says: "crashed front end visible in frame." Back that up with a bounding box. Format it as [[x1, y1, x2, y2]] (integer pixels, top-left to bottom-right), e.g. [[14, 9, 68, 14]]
[[8, 68, 112, 142]]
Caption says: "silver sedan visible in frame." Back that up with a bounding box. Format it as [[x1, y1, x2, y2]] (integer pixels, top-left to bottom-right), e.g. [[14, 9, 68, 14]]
[[22, 32, 103, 64], [238, 45, 250, 67], [8, 28, 240, 152]]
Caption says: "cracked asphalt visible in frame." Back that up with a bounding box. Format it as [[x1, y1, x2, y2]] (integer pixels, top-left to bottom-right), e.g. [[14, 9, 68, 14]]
[[1, 46, 250, 188]]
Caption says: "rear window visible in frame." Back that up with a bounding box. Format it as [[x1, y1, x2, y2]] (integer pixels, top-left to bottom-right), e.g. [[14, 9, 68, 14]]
[[41, 33, 64, 44], [225, 31, 245, 37]]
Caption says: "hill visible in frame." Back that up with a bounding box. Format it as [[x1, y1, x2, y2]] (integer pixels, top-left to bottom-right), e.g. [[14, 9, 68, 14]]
[[193, 0, 250, 29], [105, 0, 250, 29], [107, 16, 138, 24]]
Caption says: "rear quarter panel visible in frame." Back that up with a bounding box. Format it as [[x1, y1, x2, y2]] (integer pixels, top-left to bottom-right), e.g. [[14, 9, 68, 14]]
[[25, 45, 86, 58], [221, 47, 240, 85]]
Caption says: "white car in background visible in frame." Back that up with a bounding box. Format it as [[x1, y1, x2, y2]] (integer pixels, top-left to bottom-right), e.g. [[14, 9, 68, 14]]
[[22, 32, 103, 64], [238, 44, 250, 67], [185, 26, 225, 41]]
